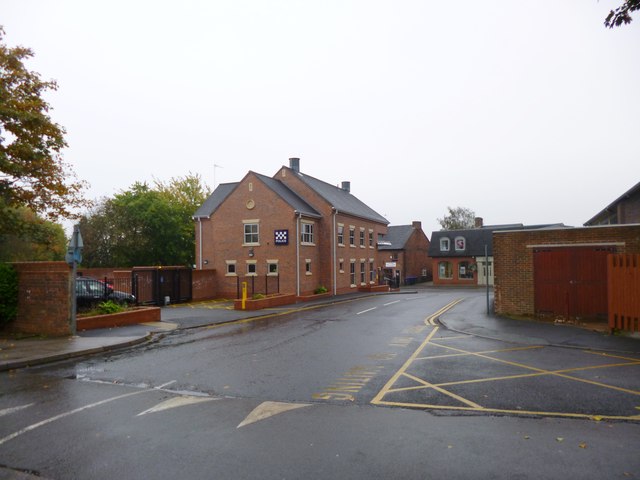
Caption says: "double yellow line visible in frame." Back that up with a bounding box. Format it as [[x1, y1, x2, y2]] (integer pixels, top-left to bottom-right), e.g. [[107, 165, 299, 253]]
[[424, 298, 464, 326]]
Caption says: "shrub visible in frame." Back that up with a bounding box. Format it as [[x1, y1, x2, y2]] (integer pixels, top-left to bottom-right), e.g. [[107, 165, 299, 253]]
[[97, 300, 124, 315], [252, 293, 266, 300], [314, 285, 328, 294], [0, 263, 18, 326]]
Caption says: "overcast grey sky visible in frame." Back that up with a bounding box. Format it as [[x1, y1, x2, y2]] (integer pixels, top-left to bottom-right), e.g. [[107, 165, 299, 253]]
[[3, 0, 639, 235]]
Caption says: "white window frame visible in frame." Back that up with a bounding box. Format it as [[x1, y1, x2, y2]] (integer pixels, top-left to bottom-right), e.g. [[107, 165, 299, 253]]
[[267, 260, 279, 276], [440, 237, 450, 252], [369, 230, 374, 248], [243, 220, 260, 246], [350, 260, 356, 286], [359, 228, 366, 248], [455, 236, 466, 251], [225, 260, 237, 277], [305, 259, 312, 276], [349, 226, 356, 247], [301, 221, 315, 245], [246, 260, 257, 276], [337, 223, 345, 246]]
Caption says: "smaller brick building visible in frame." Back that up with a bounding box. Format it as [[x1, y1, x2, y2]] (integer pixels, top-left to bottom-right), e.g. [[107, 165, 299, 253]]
[[429, 221, 563, 287], [377, 222, 431, 285]]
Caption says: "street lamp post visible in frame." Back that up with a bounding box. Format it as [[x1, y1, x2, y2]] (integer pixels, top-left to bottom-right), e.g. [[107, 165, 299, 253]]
[[65, 225, 83, 335]]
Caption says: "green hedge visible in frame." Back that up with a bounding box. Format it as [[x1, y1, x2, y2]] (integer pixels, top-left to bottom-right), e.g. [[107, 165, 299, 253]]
[[0, 263, 18, 326]]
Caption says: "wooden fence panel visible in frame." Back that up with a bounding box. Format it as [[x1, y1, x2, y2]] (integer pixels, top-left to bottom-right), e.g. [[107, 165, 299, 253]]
[[608, 254, 640, 333]]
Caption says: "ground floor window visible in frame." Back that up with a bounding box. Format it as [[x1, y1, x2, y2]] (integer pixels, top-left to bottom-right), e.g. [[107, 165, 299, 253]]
[[360, 261, 366, 284], [226, 260, 237, 276], [439, 261, 453, 279], [459, 261, 474, 280], [267, 260, 278, 276], [350, 261, 356, 286], [247, 261, 257, 276]]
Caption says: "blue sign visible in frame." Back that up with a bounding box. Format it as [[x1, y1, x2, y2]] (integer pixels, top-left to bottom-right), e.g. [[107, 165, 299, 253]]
[[274, 229, 289, 245]]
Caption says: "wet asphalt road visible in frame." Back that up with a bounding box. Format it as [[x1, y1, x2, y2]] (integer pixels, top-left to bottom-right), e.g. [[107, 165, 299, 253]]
[[1, 290, 639, 479]]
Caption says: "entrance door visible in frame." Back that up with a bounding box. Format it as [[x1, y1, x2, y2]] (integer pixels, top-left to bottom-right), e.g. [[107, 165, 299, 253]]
[[533, 246, 614, 321]]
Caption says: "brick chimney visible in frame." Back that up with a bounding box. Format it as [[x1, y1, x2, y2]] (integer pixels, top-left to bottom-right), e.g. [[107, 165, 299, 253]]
[[412, 221, 422, 230], [289, 157, 300, 173], [475, 217, 483, 228]]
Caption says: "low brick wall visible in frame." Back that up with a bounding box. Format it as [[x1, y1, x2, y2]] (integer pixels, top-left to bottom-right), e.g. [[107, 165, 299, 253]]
[[234, 293, 297, 311], [77, 307, 161, 330], [9, 262, 72, 337], [297, 292, 332, 302], [358, 285, 390, 293]]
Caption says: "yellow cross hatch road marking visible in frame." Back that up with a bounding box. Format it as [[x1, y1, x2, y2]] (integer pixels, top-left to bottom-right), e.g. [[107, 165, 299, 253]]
[[428, 341, 640, 397], [371, 299, 640, 421]]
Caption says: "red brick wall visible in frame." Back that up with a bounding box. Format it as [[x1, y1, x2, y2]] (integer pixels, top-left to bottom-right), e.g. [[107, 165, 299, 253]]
[[10, 262, 73, 336], [192, 270, 216, 301], [276, 166, 388, 295], [494, 225, 640, 318], [403, 227, 432, 280]]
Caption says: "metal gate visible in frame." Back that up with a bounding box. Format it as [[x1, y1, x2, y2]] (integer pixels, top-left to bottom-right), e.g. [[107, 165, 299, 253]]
[[533, 246, 615, 321], [132, 267, 192, 305]]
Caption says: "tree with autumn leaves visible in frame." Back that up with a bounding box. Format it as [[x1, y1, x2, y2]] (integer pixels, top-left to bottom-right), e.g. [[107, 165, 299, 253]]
[[0, 26, 89, 259]]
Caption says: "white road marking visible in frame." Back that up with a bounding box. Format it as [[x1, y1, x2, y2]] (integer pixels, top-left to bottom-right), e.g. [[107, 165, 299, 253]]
[[0, 403, 34, 417], [357, 307, 377, 315], [0, 379, 184, 446], [0, 390, 145, 446], [157, 380, 177, 389], [237, 401, 312, 429], [383, 300, 401, 306], [137, 396, 217, 416]]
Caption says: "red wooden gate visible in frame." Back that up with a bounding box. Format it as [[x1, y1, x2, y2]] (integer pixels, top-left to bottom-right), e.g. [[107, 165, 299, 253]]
[[534, 246, 614, 321], [608, 254, 640, 333]]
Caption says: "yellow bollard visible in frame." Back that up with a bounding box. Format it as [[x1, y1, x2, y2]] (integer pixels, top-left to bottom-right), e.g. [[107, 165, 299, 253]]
[[241, 281, 248, 310]]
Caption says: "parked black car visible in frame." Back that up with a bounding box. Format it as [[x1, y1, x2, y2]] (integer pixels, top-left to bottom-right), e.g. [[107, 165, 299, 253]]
[[75, 276, 136, 308]]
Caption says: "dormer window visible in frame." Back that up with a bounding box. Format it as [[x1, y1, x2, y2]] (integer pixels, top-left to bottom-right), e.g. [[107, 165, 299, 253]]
[[455, 236, 466, 251], [440, 238, 450, 251]]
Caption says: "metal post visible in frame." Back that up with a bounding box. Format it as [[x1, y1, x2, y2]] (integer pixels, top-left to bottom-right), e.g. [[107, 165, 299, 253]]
[[66, 224, 83, 336], [485, 244, 490, 315], [70, 252, 77, 335], [241, 281, 248, 310]]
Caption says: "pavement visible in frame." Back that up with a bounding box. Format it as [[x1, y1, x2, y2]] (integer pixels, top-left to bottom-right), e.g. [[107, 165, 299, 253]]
[[1, 287, 638, 372]]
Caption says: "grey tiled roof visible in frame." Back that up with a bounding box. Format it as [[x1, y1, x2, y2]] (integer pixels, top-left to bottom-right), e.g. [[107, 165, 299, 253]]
[[294, 172, 388, 224], [192, 174, 322, 219], [192, 182, 238, 218], [378, 225, 414, 250], [428, 223, 567, 257], [254, 173, 321, 218]]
